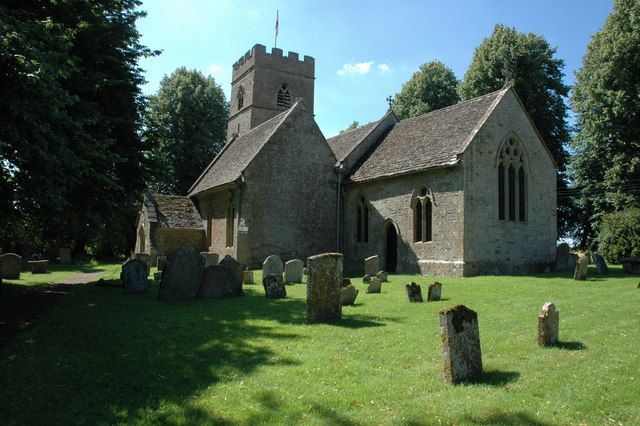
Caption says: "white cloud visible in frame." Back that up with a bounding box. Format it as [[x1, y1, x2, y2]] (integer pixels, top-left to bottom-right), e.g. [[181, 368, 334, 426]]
[[209, 64, 224, 75], [336, 61, 374, 76], [377, 63, 391, 73]]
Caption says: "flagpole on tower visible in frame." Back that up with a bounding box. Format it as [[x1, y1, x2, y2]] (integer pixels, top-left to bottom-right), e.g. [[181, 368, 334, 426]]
[[274, 10, 279, 48]]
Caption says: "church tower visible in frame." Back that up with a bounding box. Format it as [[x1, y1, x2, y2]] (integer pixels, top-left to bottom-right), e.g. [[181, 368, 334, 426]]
[[227, 44, 315, 141]]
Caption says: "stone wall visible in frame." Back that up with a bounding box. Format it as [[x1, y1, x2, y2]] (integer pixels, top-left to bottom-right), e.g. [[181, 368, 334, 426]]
[[196, 189, 238, 260], [154, 228, 207, 259]]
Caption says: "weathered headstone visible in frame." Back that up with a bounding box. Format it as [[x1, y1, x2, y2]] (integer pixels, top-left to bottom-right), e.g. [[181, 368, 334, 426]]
[[574, 254, 588, 281], [200, 252, 219, 268], [159, 246, 204, 301], [363, 274, 371, 284], [427, 282, 443, 301], [121, 259, 149, 294], [340, 284, 359, 306], [263, 274, 286, 299], [364, 255, 379, 276], [28, 260, 49, 274], [366, 277, 382, 294], [405, 282, 423, 302], [537, 302, 559, 347], [555, 243, 577, 271], [156, 256, 167, 271], [592, 252, 609, 275], [263, 255, 283, 278], [342, 278, 351, 288], [219, 255, 244, 284], [439, 305, 483, 384], [59, 247, 72, 264], [243, 270, 255, 284], [306, 253, 342, 324], [285, 259, 304, 283], [198, 264, 244, 300], [376, 270, 388, 282], [153, 271, 162, 281], [621, 257, 640, 274], [1, 253, 22, 280]]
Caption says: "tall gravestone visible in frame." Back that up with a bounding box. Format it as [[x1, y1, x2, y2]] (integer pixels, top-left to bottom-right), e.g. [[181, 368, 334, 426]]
[[592, 252, 609, 275], [364, 255, 379, 276], [198, 263, 244, 300], [220, 255, 244, 283], [306, 253, 342, 324], [439, 305, 483, 384], [243, 270, 255, 284], [200, 252, 219, 268], [159, 246, 204, 301], [263, 274, 286, 299], [263, 255, 283, 278], [427, 282, 443, 301], [121, 259, 149, 294], [285, 259, 304, 283], [574, 254, 588, 281], [1, 253, 22, 280], [59, 247, 72, 264], [537, 303, 559, 347], [556, 243, 577, 271]]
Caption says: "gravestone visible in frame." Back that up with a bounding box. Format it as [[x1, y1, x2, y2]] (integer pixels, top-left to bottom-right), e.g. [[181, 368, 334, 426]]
[[555, 243, 577, 271], [592, 252, 609, 275], [376, 271, 388, 282], [342, 278, 351, 288], [59, 247, 72, 264], [427, 282, 443, 301], [574, 254, 588, 281], [263, 255, 283, 278], [366, 277, 382, 294], [621, 257, 640, 274], [405, 282, 423, 302], [1, 253, 22, 280], [537, 302, 559, 347], [220, 255, 244, 284], [263, 274, 286, 299], [306, 253, 342, 324], [439, 305, 483, 384], [159, 246, 204, 301], [243, 270, 255, 284], [364, 255, 379, 276], [363, 274, 371, 284], [198, 264, 244, 300], [340, 284, 359, 305], [285, 259, 304, 283], [28, 260, 49, 274], [134, 253, 151, 268], [156, 256, 167, 271], [121, 259, 149, 294], [153, 271, 162, 281], [200, 252, 219, 268]]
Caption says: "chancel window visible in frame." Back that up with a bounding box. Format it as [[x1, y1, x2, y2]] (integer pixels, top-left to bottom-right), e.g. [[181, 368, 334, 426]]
[[237, 85, 244, 110], [497, 136, 527, 222], [277, 83, 291, 107], [413, 187, 433, 242], [356, 195, 369, 243], [226, 203, 235, 247]]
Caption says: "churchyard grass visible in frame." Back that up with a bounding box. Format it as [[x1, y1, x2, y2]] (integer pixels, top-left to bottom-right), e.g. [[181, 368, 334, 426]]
[[2, 260, 121, 288], [0, 265, 638, 424]]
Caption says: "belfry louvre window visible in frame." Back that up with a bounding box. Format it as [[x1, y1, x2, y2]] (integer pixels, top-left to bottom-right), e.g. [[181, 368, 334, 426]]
[[277, 84, 291, 107], [237, 85, 244, 110], [413, 188, 433, 242], [497, 137, 527, 222], [356, 196, 369, 243]]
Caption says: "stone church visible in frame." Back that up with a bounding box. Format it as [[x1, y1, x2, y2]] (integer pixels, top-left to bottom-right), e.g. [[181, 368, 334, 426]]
[[135, 43, 557, 276]]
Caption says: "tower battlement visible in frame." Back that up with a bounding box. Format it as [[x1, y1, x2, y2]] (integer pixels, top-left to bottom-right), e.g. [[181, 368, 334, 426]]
[[232, 44, 314, 83]]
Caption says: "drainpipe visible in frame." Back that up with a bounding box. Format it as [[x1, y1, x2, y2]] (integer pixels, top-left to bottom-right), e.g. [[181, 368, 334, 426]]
[[333, 163, 346, 252]]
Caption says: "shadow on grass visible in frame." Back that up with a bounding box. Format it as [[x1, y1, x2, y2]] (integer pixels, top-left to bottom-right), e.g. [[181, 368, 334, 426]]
[[474, 369, 520, 387], [459, 411, 551, 425], [555, 341, 587, 351]]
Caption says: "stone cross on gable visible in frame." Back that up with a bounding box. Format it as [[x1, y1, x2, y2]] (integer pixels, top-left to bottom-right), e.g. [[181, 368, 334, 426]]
[[386, 95, 394, 110]]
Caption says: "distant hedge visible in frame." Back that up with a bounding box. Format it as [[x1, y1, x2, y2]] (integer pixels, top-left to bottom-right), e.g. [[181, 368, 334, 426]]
[[597, 208, 640, 262]]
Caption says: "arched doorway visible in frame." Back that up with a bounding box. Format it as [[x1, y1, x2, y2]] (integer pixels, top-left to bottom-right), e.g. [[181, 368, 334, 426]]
[[385, 222, 398, 273]]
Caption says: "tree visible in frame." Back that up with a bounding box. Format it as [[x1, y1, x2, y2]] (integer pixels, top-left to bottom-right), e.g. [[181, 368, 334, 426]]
[[340, 121, 360, 133], [459, 24, 572, 236], [393, 61, 460, 120], [597, 208, 640, 262], [570, 0, 640, 247], [145, 68, 228, 195]]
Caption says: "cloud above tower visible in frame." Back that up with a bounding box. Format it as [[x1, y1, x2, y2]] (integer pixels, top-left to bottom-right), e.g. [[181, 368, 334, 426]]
[[336, 61, 391, 76]]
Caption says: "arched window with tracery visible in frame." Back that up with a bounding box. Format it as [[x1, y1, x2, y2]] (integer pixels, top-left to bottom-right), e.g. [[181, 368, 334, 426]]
[[277, 83, 291, 107], [225, 202, 235, 247], [356, 195, 369, 243], [413, 188, 433, 242], [237, 85, 244, 110], [497, 136, 527, 222]]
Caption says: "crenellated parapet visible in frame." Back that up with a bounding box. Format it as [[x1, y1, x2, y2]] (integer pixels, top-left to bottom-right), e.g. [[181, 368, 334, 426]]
[[232, 44, 314, 83]]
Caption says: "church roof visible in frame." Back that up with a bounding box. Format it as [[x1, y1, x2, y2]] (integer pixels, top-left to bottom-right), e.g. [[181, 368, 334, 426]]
[[151, 193, 203, 229], [347, 88, 508, 183], [326, 120, 381, 162], [188, 104, 295, 196]]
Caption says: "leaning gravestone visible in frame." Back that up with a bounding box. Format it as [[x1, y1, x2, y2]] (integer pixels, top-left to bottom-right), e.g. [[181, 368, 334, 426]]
[[28, 260, 49, 274], [366, 277, 382, 294], [243, 270, 255, 284], [200, 252, 219, 268], [263, 274, 286, 299], [439, 305, 483, 384], [263, 255, 283, 278], [376, 270, 388, 282], [427, 282, 443, 301], [198, 264, 244, 300], [340, 284, 359, 306], [121, 259, 149, 294], [306, 253, 342, 324], [156, 256, 167, 271], [592, 252, 609, 275], [405, 282, 423, 302], [59, 247, 72, 264], [574, 254, 588, 281], [537, 302, 559, 347], [159, 246, 204, 301], [364, 255, 379, 276], [2, 253, 22, 280], [363, 274, 371, 284], [285, 259, 304, 283]]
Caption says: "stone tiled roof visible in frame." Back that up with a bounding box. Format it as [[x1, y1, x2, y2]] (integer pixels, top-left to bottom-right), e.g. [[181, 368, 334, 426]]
[[152, 194, 203, 229], [347, 88, 507, 183], [188, 105, 295, 196], [326, 120, 381, 162]]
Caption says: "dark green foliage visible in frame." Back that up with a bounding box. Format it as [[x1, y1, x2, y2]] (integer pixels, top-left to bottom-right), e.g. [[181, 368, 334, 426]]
[[145, 68, 228, 195], [597, 208, 640, 262], [393, 61, 460, 120], [570, 0, 640, 247], [339, 121, 360, 133], [459, 24, 572, 236]]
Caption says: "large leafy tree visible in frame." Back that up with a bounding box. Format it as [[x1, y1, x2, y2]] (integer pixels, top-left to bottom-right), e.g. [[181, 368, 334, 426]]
[[0, 1, 154, 257], [459, 24, 572, 236], [393, 61, 460, 120], [570, 0, 640, 248], [145, 68, 228, 195]]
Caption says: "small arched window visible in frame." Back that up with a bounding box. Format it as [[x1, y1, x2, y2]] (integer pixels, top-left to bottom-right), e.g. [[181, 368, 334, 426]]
[[497, 136, 527, 222], [413, 187, 433, 242], [226, 202, 235, 247], [356, 195, 369, 243], [277, 83, 291, 107], [237, 85, 244, 110]]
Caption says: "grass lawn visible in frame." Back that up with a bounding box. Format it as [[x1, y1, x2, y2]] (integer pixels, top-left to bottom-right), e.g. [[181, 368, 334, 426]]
[[0, 265, 638, 425]]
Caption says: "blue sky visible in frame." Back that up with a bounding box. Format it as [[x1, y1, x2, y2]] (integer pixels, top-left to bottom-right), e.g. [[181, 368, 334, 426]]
[[137, 0, 613, 138]]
